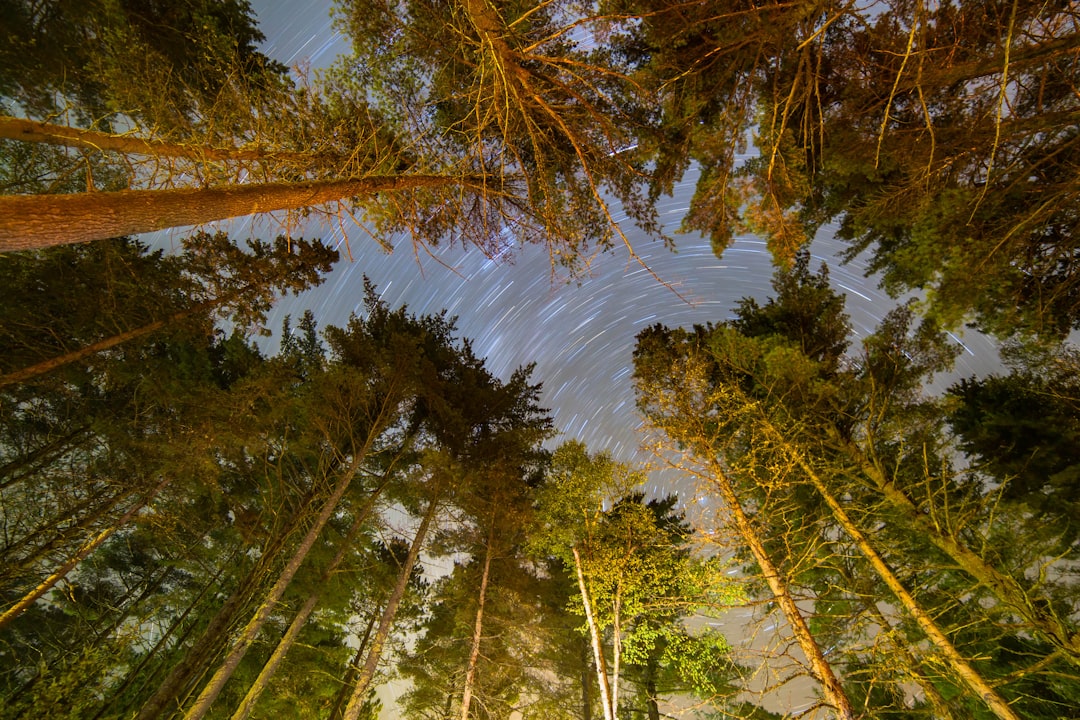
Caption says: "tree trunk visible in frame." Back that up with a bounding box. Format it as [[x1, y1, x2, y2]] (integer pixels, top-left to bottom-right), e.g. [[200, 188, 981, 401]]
[[228, 481, 386, 720], [829, 428, 1080, 660], [0, 475, 169, 631], [0, 175, 472, 252], [580, 638, 593, 720], [0, 115, 331, 164], [134, 489, 319, 720], [340, 496, 440, 720], [787, 447, 1021, 720], [94, 553, 237, 720], [459, 526, 494, 720], [644, 653, 661, 720], [706, 459, 856, 720], [327, 615, 378, 720], [0, 300, 219, 388], [572, 546, 615, 720], [183, 443, 383, 720]]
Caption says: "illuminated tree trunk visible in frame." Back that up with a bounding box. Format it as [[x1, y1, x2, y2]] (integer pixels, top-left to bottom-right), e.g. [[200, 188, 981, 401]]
[[229, 483, 382, 720], [828, 429, 1080, 660], [459, 525, 494, 720], [0, 115, 320, 164], [341, 496, 439, 720], [184, 427, 391, 720], [0, 175, 471, 252], [572, 546, 615, 720], [0, 476, 169, 631], [706, 459, 856, 720], [0, 300, 217, 388], [803, 459, 1021, 720]]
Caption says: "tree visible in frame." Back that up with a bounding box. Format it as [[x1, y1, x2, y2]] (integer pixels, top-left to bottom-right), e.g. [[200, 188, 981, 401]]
[[530, 442, 741, 720], [0, 232, 337, 387], [635, 256, 1080, 717]]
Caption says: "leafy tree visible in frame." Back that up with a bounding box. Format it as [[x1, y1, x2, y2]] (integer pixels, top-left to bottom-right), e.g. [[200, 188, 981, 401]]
[[531, 442, 740, 720], [634, 255, 1080, 718]]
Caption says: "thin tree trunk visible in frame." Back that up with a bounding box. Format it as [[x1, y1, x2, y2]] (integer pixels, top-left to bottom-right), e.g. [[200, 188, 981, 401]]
[[572, 546, 615, 720], [789, 450, 1021, 720], [0, 475, 169, 631], [340, 496, 440, 720], [327, 616, 377, 720], [610, 584, 622, 719], [183, 445, 382, 720], [0, 115, 335, 165], [0, 425, 89, 489], [134, 498, 313, 720], [706, 460, 856, 720], [580, 638, 593, 720], [459, 525, 495, 720], [0, 298, 223, 388], [644, 654, 661, 720], [0, 175, 474, 252], [229, 479, 388, 720], [95, 553, 237, 720], [829, 428, 1080, 660]]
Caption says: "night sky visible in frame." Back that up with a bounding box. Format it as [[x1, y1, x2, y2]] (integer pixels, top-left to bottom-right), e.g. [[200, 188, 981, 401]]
[[241, 0, 1000, 492]]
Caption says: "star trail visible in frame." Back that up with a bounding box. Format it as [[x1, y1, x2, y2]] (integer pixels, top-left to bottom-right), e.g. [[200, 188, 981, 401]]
[[249, 0, 1000, 472]]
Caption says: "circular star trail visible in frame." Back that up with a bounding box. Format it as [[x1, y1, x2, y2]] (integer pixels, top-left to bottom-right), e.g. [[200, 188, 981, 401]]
[[250, 0, 1000, 475]]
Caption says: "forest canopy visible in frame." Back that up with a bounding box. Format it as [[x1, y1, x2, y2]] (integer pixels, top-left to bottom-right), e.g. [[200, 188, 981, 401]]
[[1, 1, 1079, 718]]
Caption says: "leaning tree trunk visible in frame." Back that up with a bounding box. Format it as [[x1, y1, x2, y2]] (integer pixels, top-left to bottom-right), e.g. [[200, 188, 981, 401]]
[[827, 427, 1080, 661], [0, 298, 224, 388], [182, 421, 393, 720], [706, 459, 857, 720], [780, 438, 1022, 720], [0, 115, 327, 164], [228, 475, 389, 720], [459, 525, 495, 720], [0, 175, 472, 252], [572, 546, 615, 720], [340, 496, 440, 720], [0, 476, 170, 631]]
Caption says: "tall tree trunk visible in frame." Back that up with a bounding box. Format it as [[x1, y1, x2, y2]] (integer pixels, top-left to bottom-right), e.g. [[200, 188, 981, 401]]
[[459, 525, 495, 720], [228, 479, 387, 720], [183, 443, 386, 720], [828, 428, 1080, 660], [0, 297, 224, 388], [580, 639, 593, 720], [0, 475, 169, 630], [134, 494, 316, 720], [644, 653, 661, 720], [610, 584, 622, 719], [572, 546, 615, 720], [787, 447, 1022, 720], [340, 496, 440, 720], [0, 115, 330, 165], [0, 175, 473, 252], [95, 553, 237, 720], [327, 615, 378, 720], [705, 459, 856, 720]]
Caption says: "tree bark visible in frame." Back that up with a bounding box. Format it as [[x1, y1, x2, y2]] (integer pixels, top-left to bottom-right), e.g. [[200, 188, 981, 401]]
[[459, 526, 494, 720], [327, 615, 378, 720], [572, 546, 615, 720], [0, 175, 472, 253], [0, 475, 169, 631], [797, 454, 1021, 720], [183, 432, 388, 720], [706, 460, 856, 720], [341, 496, 440, 720], [0, 300, 219, 388], [228, 483, 383, 720], [829, 428, 1080, 660], [0, 115, 327, 164]]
